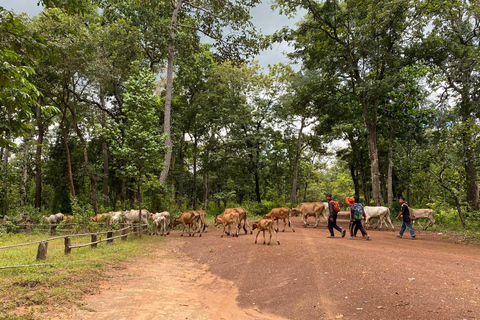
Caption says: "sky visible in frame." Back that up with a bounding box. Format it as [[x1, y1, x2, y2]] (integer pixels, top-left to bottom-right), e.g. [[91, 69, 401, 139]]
[[1, 0, 304, 71]]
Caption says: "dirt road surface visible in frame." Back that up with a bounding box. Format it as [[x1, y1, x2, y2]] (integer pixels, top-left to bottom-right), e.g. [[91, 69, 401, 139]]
[[67, 213, 480, 320]]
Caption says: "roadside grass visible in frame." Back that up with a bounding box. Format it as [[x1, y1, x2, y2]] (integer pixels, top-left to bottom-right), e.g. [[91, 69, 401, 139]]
[[0, 232, 164, 319]]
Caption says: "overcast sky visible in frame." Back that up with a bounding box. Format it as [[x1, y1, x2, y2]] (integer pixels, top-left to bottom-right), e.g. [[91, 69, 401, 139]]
[[2, 0, 303, 71]]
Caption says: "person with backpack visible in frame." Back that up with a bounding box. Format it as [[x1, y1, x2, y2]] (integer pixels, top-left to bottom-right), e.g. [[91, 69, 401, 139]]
[[396, 196, 416, 239], [326, 193, 346, 238], [348, 195, 370, 241]]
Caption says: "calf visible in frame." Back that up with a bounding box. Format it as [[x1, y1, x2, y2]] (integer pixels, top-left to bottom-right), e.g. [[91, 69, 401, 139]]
[[410, 207, 436, 230], [173, 211, 201, 237], [63, 213, 74, 222], [364, 206, 394, 230], [214, 209, 240, 237], [291, 202, 326, 228], [252, 219, 280, 245], [264, 207, 294, 232], [150, 212, 170, 236]]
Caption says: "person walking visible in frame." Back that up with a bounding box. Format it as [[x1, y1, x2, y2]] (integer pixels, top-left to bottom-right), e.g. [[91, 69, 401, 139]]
[[347, 195, 370, 241], [396, 197, 416, 239], [326, 193, 346, 238]]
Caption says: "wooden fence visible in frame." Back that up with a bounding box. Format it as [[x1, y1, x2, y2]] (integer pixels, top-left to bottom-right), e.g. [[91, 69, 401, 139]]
[[0, 222, 149, 269]]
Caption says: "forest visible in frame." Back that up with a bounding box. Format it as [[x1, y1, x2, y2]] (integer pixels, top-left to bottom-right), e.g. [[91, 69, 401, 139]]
[[1, 0, 479, 229]]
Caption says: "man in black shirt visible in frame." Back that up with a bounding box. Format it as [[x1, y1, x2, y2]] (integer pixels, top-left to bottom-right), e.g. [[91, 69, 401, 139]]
[[396, 196, 416, 239]]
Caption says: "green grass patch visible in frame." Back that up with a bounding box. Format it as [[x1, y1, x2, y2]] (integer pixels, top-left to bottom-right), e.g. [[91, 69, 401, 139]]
[[0, 232, 164, 319]]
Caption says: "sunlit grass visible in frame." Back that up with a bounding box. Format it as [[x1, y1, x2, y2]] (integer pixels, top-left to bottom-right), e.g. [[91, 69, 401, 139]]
[[0, 231, 164, 319]]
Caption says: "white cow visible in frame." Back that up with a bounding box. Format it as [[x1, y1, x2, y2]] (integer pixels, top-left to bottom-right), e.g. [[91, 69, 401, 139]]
[[109, 211, 124, 224], [43, 213, 65, 225], [124, 209, 149, 225], [409, 207, 436, 230], [364, 206, 394, 230], [149, 212, 170, 236]]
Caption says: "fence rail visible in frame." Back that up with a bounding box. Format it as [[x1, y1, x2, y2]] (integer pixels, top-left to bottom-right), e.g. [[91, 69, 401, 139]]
[[1, 222, 149, 268]]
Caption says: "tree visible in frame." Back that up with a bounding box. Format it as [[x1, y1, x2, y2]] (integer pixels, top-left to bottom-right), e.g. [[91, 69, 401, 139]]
[[106, 68, 168, 218], [422, 0, 480, 210], [158, 0, 264, 184], [274, 0, 418, 205]]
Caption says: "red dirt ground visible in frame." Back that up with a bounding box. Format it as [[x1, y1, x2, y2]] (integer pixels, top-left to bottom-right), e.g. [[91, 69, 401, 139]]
[[66, 212, 480, 320]]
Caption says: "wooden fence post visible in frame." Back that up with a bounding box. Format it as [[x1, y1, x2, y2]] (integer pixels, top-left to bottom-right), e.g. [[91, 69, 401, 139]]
[[138, 221, 142, 238], [107, 231, 113, 244], [50, 225, 57, 236], [91, 234, 97, 248], [64, 237, 71, 255], [26, 224, 32, 234], [121, 228, 127, 241], [36, 241, 48, 260]]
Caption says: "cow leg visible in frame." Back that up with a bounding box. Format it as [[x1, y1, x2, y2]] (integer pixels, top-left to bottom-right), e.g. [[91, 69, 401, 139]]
[[268, 227, 272, 245], [416, 219, 424, 229], [263, 230, 266, 244], [313, 215, 319, 228], [255, 230, 261, 244], [282, 218, 286, 232]]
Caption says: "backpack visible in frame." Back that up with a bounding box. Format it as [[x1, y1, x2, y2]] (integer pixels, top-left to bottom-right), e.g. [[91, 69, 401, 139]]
[[353, 203, 364, 220], [331, 200, 340, 213]]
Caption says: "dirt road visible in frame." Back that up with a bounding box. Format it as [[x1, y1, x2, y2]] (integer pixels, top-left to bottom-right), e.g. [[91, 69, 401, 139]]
[[69, 213, 480, 320]]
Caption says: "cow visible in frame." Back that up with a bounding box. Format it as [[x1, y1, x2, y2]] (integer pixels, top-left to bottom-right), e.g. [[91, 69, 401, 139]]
[[172, 211, 201, 237], [263, 207, 294, 232], [63, 213, 74, 222], [291, 202, 326, 228], [193, 210, 208, 233], [231, 207, 252, 235], [364, 206, 394, 230], [214, 209, 240, 237], [252, 219, 280, 245], [150, 212, 170, 236], [108, 211, 125, 225], [44, 213, 65, 225], [124, 210, 149, 226], [90, 213, 112, 223], [409, 207, 436, 230]]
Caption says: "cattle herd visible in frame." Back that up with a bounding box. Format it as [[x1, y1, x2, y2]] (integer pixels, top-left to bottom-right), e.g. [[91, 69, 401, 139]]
[[0, 202, 437, 244]]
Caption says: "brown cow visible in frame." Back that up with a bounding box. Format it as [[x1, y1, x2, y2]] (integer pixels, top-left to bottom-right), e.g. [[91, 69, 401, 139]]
[[264, 207, 294, 232], [252, 219, 280, 245], [230, 207, 252, 234], [172, 211, 201, 237], [90, 213, 111, 223], [193, 210, 208, 233], [214, 209, 240, 237], [291, 202, 326, 228]]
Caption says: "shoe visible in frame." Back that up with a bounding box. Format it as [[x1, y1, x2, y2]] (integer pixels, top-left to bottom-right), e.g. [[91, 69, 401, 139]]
[[366, 236, 371, 241], [396, 234, 402, 238], [411, 236, 416, 240], [327, 235, 335, 238], [341, 230, 346, 238], [348, 237, 354, 240]]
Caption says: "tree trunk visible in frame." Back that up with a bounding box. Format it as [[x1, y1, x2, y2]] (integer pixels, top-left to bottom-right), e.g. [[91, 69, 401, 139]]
[[121, 180, 126, 211], [20, 138, 30, 209], [178, 130, 185, 200], [60, 117, 76, 198], [35, 104, 44, 211], [192, 128, 198, 209], [291, 118, 305, 204], [254, 170, 261, 203], [1, 138, 10, 216], [159, 0, 184, 185], [138, 181, 143, 238], [365, 120, 383, 206], [387, 125, 394, 205], [203, 171, 208, 210], [67, 104, 99, 214], [101, 92, 109, 210], [464, 147, 479, 211]]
